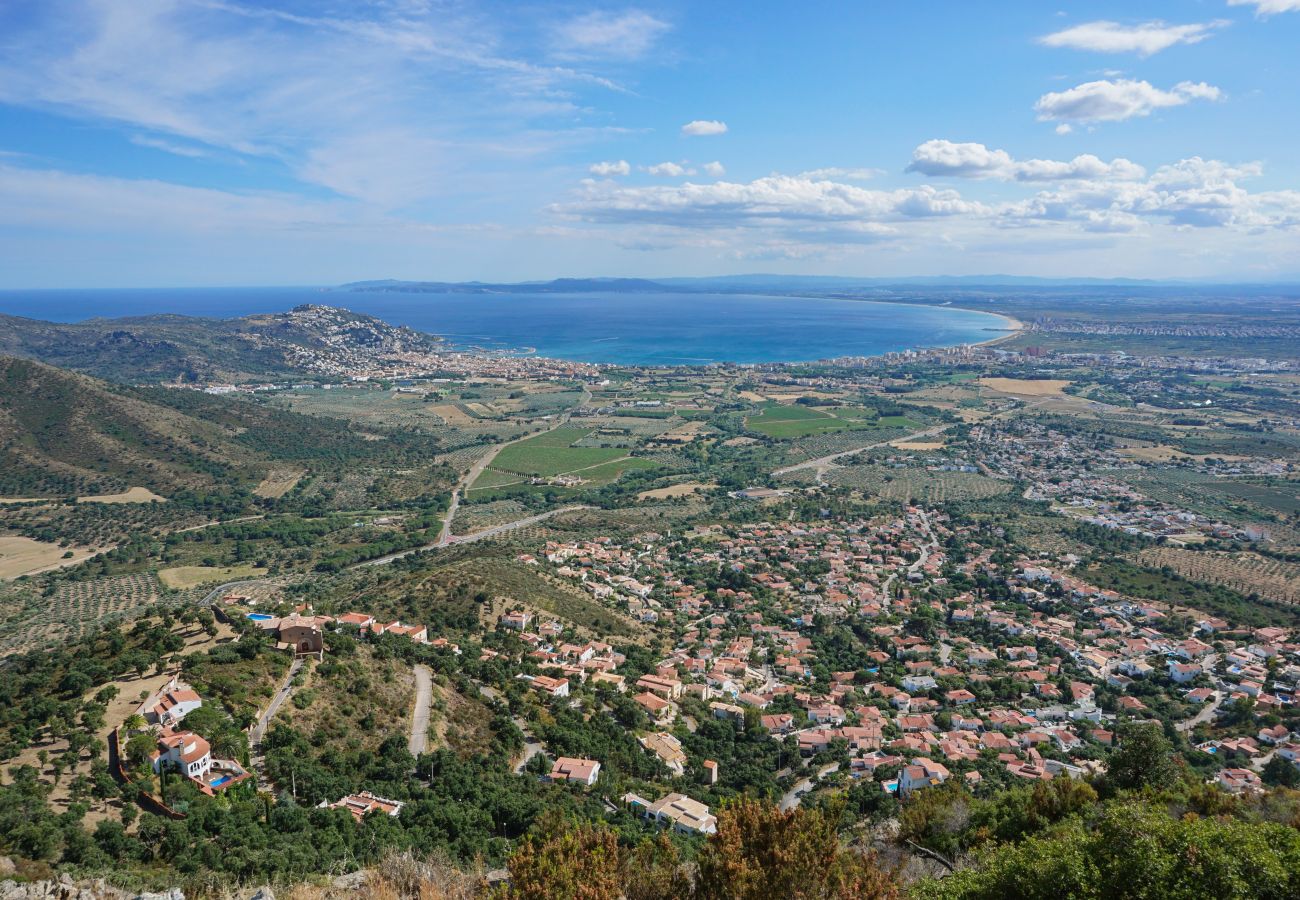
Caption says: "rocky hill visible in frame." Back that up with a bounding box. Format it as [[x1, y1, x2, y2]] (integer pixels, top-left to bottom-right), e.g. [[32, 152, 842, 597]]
[[0, 305, 442, 384]]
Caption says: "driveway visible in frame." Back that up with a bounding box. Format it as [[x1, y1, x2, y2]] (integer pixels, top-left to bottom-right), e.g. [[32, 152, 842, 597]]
[[408, 664, 433, 756]]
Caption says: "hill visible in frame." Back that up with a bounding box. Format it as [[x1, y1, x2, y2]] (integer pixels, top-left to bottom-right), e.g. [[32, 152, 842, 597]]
[[0, 356, 443, 499], [0, 304, 442, 383]]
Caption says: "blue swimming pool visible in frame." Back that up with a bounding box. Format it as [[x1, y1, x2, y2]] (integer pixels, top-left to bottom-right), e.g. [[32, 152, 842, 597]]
[[246, 613, 273, 622], [210, 775, 233, 788]]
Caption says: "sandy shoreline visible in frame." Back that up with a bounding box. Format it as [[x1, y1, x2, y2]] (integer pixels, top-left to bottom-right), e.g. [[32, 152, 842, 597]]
[[971, 312, 1025, 348]]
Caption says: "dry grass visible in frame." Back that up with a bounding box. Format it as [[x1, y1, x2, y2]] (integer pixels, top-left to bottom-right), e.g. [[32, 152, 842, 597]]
[[891, 441, 946, 451], [429, 404, 477, 426], [979, 377, 1072, 397], [278, 851, 486, 900], [254, 467, 305, 498], [157, 564, 268, 590], [637, 481, 712, 500], [77, 486, 166, 504], [0, 535, 99, 579]]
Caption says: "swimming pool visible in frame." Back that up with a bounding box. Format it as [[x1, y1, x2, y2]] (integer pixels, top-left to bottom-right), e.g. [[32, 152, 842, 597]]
[[210, 775, 233, 788], [246, 613, 273, 622]]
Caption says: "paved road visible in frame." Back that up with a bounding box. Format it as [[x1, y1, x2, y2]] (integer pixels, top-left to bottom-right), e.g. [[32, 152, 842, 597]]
[[252, 657, 304, 747], [1177, 688, 1224, 734], [354, 505, 594, 568], [478, 684, 545, 774], [198, 578, 273, 608], [780, 762, 840, 812], [408, 664, 433, 756], [436, 387, 592, 547], [771, 425, 951, 477]]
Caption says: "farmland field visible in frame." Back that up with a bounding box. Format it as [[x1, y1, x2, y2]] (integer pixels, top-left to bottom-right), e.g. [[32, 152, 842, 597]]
[[1137, 547, 1300, 605], [0, 535, 99, 579], [0, 572, 189, 653], [157, 563, 268, 590], [488, 427, 628, 477], [821, 465, 1012, 503], [746, 404, 886, 438]]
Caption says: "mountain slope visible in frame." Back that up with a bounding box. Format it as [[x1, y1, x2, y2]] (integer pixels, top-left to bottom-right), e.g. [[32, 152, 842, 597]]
[[0, 357, 250, 497], [0, 357, 446, 499]]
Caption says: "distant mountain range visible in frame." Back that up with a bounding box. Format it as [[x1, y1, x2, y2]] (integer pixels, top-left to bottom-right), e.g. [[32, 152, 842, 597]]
[[0, 304, 441, 383], [342, 273, 1300, 295]]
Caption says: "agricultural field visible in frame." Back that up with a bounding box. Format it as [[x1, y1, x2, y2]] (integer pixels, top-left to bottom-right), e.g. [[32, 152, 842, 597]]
[[745, 403, 885, 438], [0, 535, 99, 579], [979, 377, 1072, 397], [157, 564, 268, 590], [0, 572, 189, 654], [821, 465, 1012, 503], [486, 427, 629, 478], [253, 468, 305, 498], [1137, 547, 1300, 605]]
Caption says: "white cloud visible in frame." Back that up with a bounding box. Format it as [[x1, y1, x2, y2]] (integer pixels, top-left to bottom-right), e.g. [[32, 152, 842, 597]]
[[1038, 20, 1228, 56], [906, 140, 1145, 182], [552, 10, 672, 60], [129, 134, 212, 158], [1055, 123, 1074, 135], [556, 175, 986, 233], [589, 160, 631, 176], [798, 167, 883, 181], [1228, 0, 1300, 16], [0, 1, 630, 208], [1034, 79, 1222, 123], [999, 155, 1300, 231], [701, 161, 726, 177], [681, 119, 728, 136], [646, 161, 688, 177]]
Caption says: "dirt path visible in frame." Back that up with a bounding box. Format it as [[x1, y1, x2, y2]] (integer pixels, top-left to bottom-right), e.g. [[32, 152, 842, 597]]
[[408, 664, 433, 756]]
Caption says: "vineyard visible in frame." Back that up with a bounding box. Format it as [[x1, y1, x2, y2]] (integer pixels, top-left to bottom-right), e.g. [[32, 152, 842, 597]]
[[1137, 547, 1300, 605]]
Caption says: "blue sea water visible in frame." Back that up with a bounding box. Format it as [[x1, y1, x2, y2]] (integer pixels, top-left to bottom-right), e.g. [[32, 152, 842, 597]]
[[0, 287, 1011, 366]]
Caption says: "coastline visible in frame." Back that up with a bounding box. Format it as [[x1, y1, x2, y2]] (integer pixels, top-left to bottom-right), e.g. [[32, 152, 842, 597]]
[[971, 313, 1025, 348]]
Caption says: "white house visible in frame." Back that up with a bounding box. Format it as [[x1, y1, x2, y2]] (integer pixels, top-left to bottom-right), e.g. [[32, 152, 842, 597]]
[[152, 731, 212, 780]]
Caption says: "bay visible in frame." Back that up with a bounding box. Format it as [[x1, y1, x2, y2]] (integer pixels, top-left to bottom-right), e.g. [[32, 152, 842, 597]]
[[0, 287, 1012, 366]]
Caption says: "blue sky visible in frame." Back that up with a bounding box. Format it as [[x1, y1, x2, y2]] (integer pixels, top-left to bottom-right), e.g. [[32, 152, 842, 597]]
[[1, 0, 1298, 286]]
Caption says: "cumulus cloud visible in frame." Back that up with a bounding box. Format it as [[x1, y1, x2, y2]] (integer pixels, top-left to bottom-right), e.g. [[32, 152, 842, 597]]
[[552, 10, 672, 60], [701, 161, 726, 177], [1228, 0, 1300, 16], [589, 160, 631, 176], [646, 161, 688, 176], [556, 175, 986, 234], [1000, 155, 1300, 231], [1034, 79, 1222, 123], [1038, 20, 1228, 56], [906, 140, 1145, 182], [681, 119, 728, 136]]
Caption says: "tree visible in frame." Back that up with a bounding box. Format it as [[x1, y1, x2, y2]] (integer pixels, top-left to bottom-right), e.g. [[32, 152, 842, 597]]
[[125, 731, 157, 770], [695, 798, 897, 900], [1105, 722, 1178, 793], [916, 800, 1300, 900], [1262, 756, 1300, 789], [500, 819, 625, 900]]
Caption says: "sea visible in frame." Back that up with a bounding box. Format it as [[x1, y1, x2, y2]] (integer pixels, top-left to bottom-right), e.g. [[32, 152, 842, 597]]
[[0, 287, 1012, 366]]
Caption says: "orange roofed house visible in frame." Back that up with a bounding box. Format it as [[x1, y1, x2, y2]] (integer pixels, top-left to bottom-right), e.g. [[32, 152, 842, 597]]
[[323, 791, 405, 822], [549, 757, 601, 786]]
